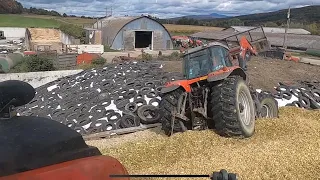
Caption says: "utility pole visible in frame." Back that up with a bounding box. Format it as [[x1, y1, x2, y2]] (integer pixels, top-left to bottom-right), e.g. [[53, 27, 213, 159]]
[[283, 6, 291, 50], [96, 17, 99, 28], [111, 6, 113, 16]]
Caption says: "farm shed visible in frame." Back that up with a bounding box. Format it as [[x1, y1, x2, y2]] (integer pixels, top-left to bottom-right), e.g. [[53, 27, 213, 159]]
[[190, 31, 320, 51], [0, 27, 26, 40], [25, 28, 80, 54], [91, 16, 173, 51], [224, 26, 311, 35]]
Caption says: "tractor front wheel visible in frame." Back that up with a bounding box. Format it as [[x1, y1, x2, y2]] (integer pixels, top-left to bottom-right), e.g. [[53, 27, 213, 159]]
[[210, 76, 256, 138], [159, 88, 189, 136], [258, 93, 279, 118]]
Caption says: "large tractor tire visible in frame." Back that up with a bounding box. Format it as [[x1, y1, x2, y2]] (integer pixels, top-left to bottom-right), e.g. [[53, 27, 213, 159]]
[[159, 88, 188, 136], [210, 75, 255, 138]]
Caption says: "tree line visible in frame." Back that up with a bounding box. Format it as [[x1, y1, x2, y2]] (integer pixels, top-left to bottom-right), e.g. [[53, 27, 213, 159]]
[[0, 0, 93, 19], [155, 6, 320, 35]]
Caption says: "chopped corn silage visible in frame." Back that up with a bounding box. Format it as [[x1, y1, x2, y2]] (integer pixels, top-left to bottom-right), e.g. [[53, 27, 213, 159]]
[[95, 107, 320, 180]]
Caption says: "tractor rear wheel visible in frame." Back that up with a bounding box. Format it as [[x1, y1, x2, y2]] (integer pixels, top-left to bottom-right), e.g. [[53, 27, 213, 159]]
[[210, 75, 255, 138], [159, 88, 188, 136]]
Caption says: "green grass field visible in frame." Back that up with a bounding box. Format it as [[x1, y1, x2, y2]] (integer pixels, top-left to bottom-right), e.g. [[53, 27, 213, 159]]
[[0, 14, 61, 27], [0, 14, 97, 28], [0, 14, 222, 37]]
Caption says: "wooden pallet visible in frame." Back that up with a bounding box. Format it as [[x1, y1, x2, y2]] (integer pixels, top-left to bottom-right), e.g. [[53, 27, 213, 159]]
[[83, 123, 161, 141]]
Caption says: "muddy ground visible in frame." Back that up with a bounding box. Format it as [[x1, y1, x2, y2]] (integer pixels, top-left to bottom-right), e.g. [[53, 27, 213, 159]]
[[162, 56, 320, 91]]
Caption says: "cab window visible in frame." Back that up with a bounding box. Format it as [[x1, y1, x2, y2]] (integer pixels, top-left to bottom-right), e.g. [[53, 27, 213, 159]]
[[209, 46, 232, 71]]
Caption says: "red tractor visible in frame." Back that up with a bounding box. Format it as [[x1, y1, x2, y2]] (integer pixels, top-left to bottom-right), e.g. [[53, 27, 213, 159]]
[[159, 27, 277, 137], [0, 80, 239, 180]]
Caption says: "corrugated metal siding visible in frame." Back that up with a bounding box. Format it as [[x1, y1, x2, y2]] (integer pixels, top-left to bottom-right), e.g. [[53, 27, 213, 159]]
[[97, 17, 138, 46], [111, 17, 172, 50]]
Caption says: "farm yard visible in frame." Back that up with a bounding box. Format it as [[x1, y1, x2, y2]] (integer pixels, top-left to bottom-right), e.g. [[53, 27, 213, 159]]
[[82, 57, 320, 180], [8, 54, 320, 179], [1, 7, 320, 180]]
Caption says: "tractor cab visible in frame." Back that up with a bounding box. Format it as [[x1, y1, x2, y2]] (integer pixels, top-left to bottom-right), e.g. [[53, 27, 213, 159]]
[[182, 42, 233, 80]]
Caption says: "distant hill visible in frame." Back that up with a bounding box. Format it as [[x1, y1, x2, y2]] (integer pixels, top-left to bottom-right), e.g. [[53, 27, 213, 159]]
[[194, 5, 320, 27], [165, 6, 320, 25], [160, 5, 320, 35], [168, 13, 228, 21], [229, 5, 320, 25]]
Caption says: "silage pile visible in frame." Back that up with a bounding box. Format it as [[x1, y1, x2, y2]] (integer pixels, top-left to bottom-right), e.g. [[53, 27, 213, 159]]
[[99, 107, 320, 180], [16, 61, 183, 136]]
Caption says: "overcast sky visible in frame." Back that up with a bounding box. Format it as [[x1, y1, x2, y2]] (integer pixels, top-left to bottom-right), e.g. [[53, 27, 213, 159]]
[[18, 0, 319, 18]]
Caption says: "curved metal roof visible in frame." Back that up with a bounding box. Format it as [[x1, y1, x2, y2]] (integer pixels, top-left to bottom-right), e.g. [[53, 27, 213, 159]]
[[93, 16, 172, 46]]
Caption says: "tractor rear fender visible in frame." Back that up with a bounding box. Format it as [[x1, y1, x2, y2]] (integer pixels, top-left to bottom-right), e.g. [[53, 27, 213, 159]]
[[161, 77, 207, 94], [161, 67, 248, 94], [207, 67, 247, 83], [161, 84, 182, 94], [161, 79, 193, 94]]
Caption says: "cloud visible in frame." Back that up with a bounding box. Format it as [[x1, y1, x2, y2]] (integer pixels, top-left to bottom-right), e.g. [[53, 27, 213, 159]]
[[18, 0, 320, 18]]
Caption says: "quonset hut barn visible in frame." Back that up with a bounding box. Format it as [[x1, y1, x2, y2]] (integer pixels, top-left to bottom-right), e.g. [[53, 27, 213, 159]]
[[91, 16, 173, 51]]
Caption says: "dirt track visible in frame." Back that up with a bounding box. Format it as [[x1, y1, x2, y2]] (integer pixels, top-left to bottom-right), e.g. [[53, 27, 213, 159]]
[[162, 56, 320, 91]]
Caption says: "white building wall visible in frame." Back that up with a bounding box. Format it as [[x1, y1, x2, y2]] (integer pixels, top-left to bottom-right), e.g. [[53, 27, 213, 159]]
[[0, 27, 26, 40]]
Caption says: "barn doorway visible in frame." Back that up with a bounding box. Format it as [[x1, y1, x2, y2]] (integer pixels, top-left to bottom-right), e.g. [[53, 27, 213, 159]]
[[135, 31, 152, 49]]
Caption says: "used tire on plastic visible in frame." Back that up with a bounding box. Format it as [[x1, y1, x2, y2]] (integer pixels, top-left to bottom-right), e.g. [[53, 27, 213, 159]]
[[137, 105, 161, 124], [124, 102, 138, 113], [119, 113, 140, 128], [299, 96, 311, 109], [133, 98, 147, 107], [149, 98, 161, 107], [290, 101, 303, 108], [115, 99, 130, 110], [146, 90, 158, 98]]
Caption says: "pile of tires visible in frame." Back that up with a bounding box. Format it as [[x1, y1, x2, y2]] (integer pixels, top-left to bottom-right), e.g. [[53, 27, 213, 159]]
[[16, 61, 183, 135], [268, 81, 320, 109]]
